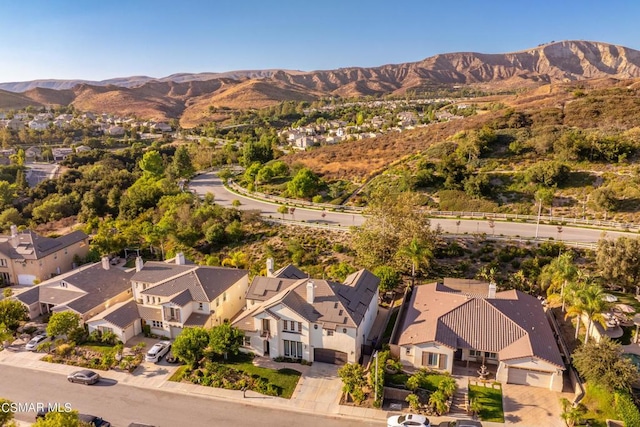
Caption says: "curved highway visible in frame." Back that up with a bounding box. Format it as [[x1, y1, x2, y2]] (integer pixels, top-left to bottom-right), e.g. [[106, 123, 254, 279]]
[[190, 171, 637, 243]]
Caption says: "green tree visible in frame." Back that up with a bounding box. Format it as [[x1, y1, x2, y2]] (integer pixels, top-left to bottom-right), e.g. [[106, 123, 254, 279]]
[[171, 146, 194, 178], [0, 398, 16, 427], [526, 161, 570, 187], [373, 266, 401, 293], [172, 326, 210, 367], [277, 205, 289, 219], [139, 150, 165, 178], [221, 251, 247, 269], [0, 300, 27, 331], [539, 252, 578, 296], [33, 410, 85, 427], [208, 323, 243, 360], [46, 312, 81, 338], [590, 187, 618, 214], [580, 284, 609, 344], [287, 168, 320, 199], [0, 181, 15, 209], [572, 337, 639, 392], [596, 237, 640, 291], [0, 323, 12, 346], [397, 237, 433, 286], [353, 190, 437, 270], [337, 363, 367, 404]]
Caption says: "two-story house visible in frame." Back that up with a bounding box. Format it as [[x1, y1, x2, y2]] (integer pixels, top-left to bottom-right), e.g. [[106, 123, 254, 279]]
[[128, 253, 249, 339], [0, 226, 89, 286], [233, 269, 379, 365]]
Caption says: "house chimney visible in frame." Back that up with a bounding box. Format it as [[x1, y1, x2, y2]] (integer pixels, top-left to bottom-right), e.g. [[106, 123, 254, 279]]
[[135, 256, 144, 272], [10, 225, 17, 238], [176, 252, 186, 265], [306, 280, 315, 304], [488, 282, 497, 299], [101, 256, 110, 270], [266, 258, 275, 277]]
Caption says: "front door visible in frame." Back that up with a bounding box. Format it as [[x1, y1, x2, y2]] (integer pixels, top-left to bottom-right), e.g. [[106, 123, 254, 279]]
[[264, 340, 270, 356]]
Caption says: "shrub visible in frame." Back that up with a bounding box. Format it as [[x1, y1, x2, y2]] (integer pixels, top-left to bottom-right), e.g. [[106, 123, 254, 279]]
[[615, 391, 640, 427], [56, 343, 74, 357]]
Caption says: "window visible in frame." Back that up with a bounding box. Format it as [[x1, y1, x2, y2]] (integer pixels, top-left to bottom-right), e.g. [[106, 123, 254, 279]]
[[198, 302, 204, 310], [405, 347, 411, 355], [60, 281, 67, 288], [0, 259, 6, 267], [470, 350, 481, 357], [428, 352, 438, 366], [243, 336, 251, 347], [216, 298, 220, 307], [422, 351, 447, 369], [0, 272, 10, 284], [151, 320, 163, 328], [283, 340, 303, 358], [146, 295, 150, 303], [342, 328, 347, 333], [223, 292, 227, 302], [486, 352, 497, 359], [326, 329, 334, 336], [283, 320, 289, 331], [298, 322, 302, 333]]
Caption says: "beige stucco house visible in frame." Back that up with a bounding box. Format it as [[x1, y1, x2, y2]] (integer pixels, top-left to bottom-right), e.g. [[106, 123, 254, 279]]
[[14, 257, 134, 321], [234, 268, 379, 365], [395, 279, 565, 391], [0, 226, 89, 286], [127, 254, 249, 339]]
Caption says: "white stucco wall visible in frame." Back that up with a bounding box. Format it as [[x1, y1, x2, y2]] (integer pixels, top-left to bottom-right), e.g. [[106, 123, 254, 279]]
[[496, 357, 564, 392], [399, 342, 455, 372]]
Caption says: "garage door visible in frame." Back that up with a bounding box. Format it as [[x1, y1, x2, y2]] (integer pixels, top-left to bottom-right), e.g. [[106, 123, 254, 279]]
[[508, 367, 552, 388], [314, 348, 348, 365], [18, 274, 37, 285]]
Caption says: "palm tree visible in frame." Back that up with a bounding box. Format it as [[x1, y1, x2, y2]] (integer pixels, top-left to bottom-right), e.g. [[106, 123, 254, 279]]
[[564, 274, 596, 340], [581, 284, 610, 344], [397, 237, 432, 286]]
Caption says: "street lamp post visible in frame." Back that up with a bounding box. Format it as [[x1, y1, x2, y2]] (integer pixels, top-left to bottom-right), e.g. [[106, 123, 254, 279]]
[[535, 199, 543, 239], [374, 351, 379, 403]]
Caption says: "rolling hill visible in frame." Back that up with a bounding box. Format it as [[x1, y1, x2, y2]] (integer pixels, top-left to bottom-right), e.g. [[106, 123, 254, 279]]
[[2, 40, 640, 126]]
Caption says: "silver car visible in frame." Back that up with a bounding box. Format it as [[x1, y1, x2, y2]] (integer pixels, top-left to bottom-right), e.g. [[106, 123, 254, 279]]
[[25, 334, 50, 351]]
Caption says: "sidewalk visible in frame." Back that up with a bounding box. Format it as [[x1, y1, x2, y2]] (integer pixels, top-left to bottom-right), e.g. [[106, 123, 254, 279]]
[[0, 347, 503, 426]]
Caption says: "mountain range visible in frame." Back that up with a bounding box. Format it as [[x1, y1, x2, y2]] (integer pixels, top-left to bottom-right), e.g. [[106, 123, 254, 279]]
[[2, 40, 640, 127]]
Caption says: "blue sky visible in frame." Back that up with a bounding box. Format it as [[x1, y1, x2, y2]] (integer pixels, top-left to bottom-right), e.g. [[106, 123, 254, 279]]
[[1, 0, 638, 83]]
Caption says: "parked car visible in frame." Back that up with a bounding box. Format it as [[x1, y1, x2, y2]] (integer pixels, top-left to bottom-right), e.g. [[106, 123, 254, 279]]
[[438, 421, 483, 427], [387, 414, 430, 427], [145, 340, 171, 363], [79, 413, 111, 427], [25, 333, 50, 351], [67, 369, 100, 385], [165, 350, 180, 364]]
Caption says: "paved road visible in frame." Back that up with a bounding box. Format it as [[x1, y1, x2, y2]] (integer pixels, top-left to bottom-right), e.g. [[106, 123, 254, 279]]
[[189, 171, 637, 243], [25, 162, 58, 187], [0, 365, 376, 427]]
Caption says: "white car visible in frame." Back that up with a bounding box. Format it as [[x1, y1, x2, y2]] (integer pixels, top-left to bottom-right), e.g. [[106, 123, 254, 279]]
[[387, 414, 430, 427], [145, 341, 171, 363], [25, 334, 50, 351]]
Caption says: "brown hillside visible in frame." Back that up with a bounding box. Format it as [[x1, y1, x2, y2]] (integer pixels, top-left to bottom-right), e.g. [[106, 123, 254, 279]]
[[2, 41, 640, 123], [0, 89, 42, 109], [22, 87, 76, 106], [282, 77, 640, 181]]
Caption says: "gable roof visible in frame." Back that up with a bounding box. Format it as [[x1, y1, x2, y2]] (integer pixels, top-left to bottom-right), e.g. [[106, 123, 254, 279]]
[[14, 262, 133, 315], [131, 262, 194, 283], [234, 269, 379, 331], [139, 264, 247, 304], [0, 230, 88, 260], [397, 282, 564, 368], [246, 276, 299, 302], [272, 264, 307, 279], [89, 299, 140, 329]]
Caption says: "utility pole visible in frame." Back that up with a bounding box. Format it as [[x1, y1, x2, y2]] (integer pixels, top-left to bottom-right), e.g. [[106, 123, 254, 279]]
[[535, 199, 542, 239]]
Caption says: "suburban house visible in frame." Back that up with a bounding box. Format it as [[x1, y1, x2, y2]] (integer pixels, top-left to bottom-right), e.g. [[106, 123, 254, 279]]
[[128, 254, 249, 339], [394, 279, 565, 391], [14, 257, 134, 321], [151, 122, 172, 132], [52, 147, 74, 162], [233, 269, 380, 365], [0, 226, 89, 285], [245, 260, 307, 308]]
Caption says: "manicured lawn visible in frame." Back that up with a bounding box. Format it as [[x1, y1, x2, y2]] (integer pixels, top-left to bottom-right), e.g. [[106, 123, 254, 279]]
[[172, 354, 301, 399], [169, 365, 188, 382], [226, 356, 301, 399], [80, 344, 115, 355], [469, 384, 505, 423], [581, 383, 619, 427]]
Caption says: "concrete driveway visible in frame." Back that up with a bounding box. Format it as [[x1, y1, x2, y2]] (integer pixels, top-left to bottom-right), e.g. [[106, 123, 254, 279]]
[[502, 383, 570, 427]]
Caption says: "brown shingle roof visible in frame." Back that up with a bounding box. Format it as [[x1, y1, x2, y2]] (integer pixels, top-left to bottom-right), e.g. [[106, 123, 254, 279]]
[[91, 299, 140, 329], [0, 230, 88, 260], [397, 282, 564, 368], [137, 305, 162, 321], [246, 276, 299, 302]]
